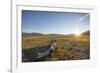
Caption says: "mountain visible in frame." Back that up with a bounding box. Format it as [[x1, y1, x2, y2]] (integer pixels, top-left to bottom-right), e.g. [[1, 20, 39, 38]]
[[82, 30, 90, 35], [22, 30, 90, 36], [22, 32, 44, 36], [46, 34, 65, 36], [22, 32, 65, 36]]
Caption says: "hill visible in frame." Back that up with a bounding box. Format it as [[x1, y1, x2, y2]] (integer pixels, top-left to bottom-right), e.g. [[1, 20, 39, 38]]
[[82, 30, 90, 35], [22, 30, 90, 36], [22, 32, 65, 36], [22, 32, 44, 36]]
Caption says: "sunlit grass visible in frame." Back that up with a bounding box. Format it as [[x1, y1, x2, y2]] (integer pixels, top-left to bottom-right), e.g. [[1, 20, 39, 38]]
[[22, 35, 90, 61]]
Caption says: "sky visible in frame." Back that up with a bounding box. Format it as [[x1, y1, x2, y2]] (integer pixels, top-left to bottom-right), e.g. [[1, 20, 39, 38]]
[[22, 10, 90, 34]]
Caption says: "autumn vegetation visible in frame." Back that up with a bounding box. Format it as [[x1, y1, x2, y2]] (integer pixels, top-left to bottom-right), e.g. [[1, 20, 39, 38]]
[[22, 32, 90, 61]]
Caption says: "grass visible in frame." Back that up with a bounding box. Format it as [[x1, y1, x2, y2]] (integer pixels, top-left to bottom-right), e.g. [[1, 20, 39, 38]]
[[22, 35, 90, 61]]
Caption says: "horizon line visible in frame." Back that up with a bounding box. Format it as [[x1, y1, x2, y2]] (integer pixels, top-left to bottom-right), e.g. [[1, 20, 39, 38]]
[[22, 30, 90, 35]]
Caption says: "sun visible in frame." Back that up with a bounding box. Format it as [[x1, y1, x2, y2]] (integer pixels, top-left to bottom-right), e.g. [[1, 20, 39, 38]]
[[74, 30, 81, 36]]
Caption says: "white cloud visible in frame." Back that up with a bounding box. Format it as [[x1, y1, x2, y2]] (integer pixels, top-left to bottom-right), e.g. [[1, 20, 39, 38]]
[[77, 14, 89, 23], [22, 28, 33, 33]]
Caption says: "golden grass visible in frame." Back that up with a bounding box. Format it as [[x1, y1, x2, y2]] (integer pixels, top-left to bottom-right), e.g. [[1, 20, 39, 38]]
[[22, 35, 90, 60]]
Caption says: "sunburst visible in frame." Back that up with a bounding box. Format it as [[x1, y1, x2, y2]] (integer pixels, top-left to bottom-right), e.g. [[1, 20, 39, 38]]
[[74, 30, 81, 36]]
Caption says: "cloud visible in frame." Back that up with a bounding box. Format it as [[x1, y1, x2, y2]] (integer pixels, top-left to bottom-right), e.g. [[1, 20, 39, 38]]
[[77, 14, 89, 23], [22, 28, 33, 33]]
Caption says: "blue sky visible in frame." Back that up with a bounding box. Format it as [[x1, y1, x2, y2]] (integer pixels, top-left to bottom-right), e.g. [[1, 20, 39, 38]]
[[22, 10, 90, 34]]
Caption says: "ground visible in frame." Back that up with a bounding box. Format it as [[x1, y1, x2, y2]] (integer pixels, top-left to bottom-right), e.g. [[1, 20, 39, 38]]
[[22, 35, 90, 62]]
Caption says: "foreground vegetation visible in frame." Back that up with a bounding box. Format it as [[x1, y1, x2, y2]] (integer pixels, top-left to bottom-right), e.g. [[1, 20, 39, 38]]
[[22, 34, 90, 62]]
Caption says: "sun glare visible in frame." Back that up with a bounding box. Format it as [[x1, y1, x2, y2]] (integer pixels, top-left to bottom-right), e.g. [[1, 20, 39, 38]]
[[74, 31, 81, 36]]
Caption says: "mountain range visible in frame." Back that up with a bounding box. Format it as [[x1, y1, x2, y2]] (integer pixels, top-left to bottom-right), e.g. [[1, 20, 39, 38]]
[[22, 30, 90, 36]]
